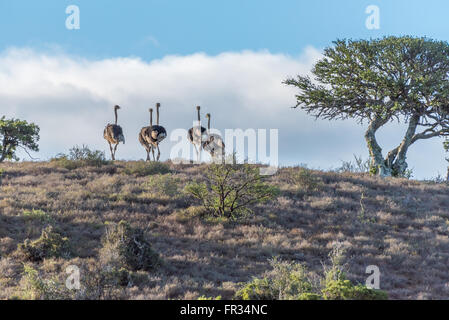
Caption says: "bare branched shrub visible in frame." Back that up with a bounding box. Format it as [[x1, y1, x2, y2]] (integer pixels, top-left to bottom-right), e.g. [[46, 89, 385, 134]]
[[184, 164, 279, 220], [99, 220, 160, 272]]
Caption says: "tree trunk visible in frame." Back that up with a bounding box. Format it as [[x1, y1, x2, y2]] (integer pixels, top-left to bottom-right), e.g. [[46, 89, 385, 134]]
[[365, 115, 391, 177], [365, 114, 420, 178]]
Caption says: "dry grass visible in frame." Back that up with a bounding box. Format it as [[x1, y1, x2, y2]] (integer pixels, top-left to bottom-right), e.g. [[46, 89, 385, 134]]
[[0, 161, 448, 299]]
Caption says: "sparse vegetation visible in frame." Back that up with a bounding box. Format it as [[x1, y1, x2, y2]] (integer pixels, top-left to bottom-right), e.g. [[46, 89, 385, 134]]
[[0, 161, 448, 299], [185, 163, 279, 220], [287, 167, 321, 193], [51, 145, 110, 169], [123, 161, 170, 177]]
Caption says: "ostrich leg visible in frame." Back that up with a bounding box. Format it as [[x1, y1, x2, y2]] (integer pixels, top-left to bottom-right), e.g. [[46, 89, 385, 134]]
[[151, 147, 156, 162], [157, 145, 161, 161], [108, 142, 114, 161], [113, 143, 119, 161]]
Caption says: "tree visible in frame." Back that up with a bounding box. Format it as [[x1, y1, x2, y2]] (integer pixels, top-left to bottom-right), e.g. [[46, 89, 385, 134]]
[[285, 36, 449, 177], [185, 163, 279, 220], [0, 117, 40, 162]]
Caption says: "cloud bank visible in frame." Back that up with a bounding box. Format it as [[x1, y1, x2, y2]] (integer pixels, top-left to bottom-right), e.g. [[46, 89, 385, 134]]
[[0, 47, 446, 179]]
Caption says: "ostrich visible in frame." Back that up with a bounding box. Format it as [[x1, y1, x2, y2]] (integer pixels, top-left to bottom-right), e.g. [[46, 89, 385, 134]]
[[188, 106, 207, 163], [149, 103, 167, 161], [202, 113, 225, 163], [103, 105, 125, 160], [140, 103, 167, 161], [138, 108, 154, 162]]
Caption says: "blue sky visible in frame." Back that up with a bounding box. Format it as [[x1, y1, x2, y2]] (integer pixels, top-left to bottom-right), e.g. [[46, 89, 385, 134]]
[[1, 0, 449, 179], [1, 0, 448, 59]]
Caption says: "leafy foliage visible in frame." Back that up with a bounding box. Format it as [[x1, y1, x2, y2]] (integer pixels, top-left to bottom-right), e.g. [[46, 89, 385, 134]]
[[0, 117, 40, 162], [185, 164, 279, 220], [285, 36, 449, 177], [17, 226, 70, 262]]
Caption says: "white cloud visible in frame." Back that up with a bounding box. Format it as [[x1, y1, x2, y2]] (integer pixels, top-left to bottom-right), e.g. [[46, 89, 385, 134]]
[[0, 46, 446, 179]]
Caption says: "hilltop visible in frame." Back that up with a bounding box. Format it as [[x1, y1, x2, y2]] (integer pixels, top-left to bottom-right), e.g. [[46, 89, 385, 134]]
[[0, 161, 448, 299]]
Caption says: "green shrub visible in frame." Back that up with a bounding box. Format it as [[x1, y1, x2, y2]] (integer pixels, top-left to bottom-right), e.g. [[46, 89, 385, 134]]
[[288, 167, 321, 193], [99, 220, 160, 272], [235, 258, 313, 300], [198, 295, 222, 300], [17, 226, 70, 262], [236, 248, 388, 301], [19, 265, 73, 300], [51, 145, 110, 169], [22, 209, 53, 224], [322, 279, 387, 300], [185, 164, 279, 220], [146, 174, 180, 197], [235, 277, 274, 300], [123, 162, 170, 177]]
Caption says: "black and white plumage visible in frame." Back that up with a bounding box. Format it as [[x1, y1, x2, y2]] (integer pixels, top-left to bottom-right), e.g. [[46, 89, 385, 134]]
[[187, 106, 208, 163], [140, 103, 167, 161], [138, 109, 153, 162], [104, 105, 125, 161], [202, 113, 225, 163]]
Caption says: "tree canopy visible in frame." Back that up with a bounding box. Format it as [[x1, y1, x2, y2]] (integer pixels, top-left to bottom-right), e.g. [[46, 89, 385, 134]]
[[285, 36, 449, 177], [0, 117, 40, 162]]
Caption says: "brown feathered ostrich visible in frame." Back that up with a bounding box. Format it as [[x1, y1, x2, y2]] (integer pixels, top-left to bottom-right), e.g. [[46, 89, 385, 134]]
[[202, 113, 225, 163], [138, 108, 154, 162], [139, 104, 167, 161], [103, 105, 125, 160], [150, 103, 167, 161], [188, 106, 207, 163]]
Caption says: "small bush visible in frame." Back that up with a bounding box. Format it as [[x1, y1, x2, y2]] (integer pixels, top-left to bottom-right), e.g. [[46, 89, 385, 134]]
[[322, 279, 387, 300], [185, 164, 279, 220], [123, 162, 170, 177], [22, 209, 53, 224], [336, 155, 370, 173], [235, 258, 313, 300], [51, 145, 110, 169], [146, 174, 180, 197], [99, 220, 160, 272], [19, 264, 73, 300], [287, 168, 321, 193], [17, 226, 70, 262], [236, 248, 388, 300]]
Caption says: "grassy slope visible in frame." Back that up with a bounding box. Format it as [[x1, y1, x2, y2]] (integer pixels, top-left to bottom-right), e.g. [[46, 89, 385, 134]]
[[0, 161, 448, 299]]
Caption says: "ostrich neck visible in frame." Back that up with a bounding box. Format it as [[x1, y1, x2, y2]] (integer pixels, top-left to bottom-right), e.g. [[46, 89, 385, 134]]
[[114, 108, 118, 125], [150, 111, 153, 127], [197, 109, 200, 123], [157, 107, 160, 125], [208, 117, 210, 132]]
